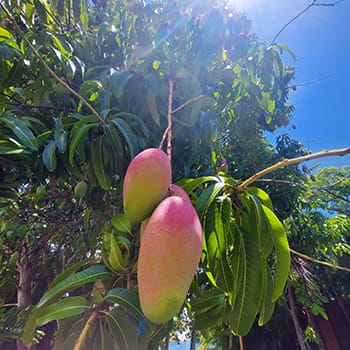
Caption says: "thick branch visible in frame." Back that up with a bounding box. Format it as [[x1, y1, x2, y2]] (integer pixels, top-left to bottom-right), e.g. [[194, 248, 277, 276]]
[[0, 3, 104, 123], [238, 147, 350, 190]]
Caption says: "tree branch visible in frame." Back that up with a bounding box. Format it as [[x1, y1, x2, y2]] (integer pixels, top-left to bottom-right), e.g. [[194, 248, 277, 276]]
[[73, 311, 97, 350], [256, 178, 345, 190], [166, 79, 174, 162], [172, 95, 205, 115], [272, 0, 345, 43], [238, 147, 350, 190], [0, 2, 104, 124], [290, 248, 350, 273], [159, 78, 174, 161]]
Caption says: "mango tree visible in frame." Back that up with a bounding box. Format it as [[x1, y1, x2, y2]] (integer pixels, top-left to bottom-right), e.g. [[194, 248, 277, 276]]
[[0, 1, 349, 349]]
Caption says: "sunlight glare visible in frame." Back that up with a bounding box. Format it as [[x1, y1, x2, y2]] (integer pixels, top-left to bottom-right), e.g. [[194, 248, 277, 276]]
[[226, 0, 262, 13]]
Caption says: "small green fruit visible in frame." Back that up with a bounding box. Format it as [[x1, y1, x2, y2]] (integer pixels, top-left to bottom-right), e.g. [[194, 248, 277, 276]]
[[74, 181, 88, 198]]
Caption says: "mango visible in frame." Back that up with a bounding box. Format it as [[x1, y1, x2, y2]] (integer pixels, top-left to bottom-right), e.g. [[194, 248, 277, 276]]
[[169, 184, 191, 202], [123, 148, 171, 223], [137, 196, 202, 324], [139, 218, 150, 241]]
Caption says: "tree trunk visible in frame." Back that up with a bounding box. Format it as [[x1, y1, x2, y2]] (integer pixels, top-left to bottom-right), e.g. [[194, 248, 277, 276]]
[[16, 256, 35, 350], [190, 328, 197, 350], [164, 334, 170, 350], [287, 281, 310, 350]]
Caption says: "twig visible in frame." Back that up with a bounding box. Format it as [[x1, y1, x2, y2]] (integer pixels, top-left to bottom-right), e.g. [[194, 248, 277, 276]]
[[323, 188, 350, 204], [172, 95, 205, 114], [290, 248, 350, 273], [158, 79, 175, 158], [7, 101, 77, 114], [238, 147, 350, 190], [159, 126, 170, 150], [313, 0, 345, 6], [239, 336, 244, 350], [166, 79, 174, 162], [288, 74, 334, 90], [272, 0, 345, 43], [0, 2, 104, 124], [256, 178, 345, 190], [73, 311, 97, 350]]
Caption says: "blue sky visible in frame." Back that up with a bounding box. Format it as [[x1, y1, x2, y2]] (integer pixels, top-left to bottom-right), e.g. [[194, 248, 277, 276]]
[[232, 0, 350, 168]]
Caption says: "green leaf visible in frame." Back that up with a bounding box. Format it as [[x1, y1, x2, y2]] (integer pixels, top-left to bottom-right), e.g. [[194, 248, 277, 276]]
[[0, 27, 13, 40], [48, 259, 92, 290], [52, 316, 85, 350], [54, 127, 68, 154], [0, 139, 28, 155], [111, 213, 132, 233], [104, 124, 123, 159], [275, 43, 297, 62], [246, 187, 273, 211], [22, 309, 39, 346], [90, 135, 112, 190], [194, 303, 226, 331], [42, 140, 57, 172], [146, 90, 161, 127], [190, 289, 225, 313], [258, 264, 275, 326], [79, 0, 89, 31], [69, 122, 98, 165], [177, 176, 220, 194], [111, 118, 138, 158], [105, 309, 139, 350], [2, 116, 38, 151], [36, 265, 111, 308], [36, 296, 89, 326], [105, 288, 153, 333], [195, 182, 225, 220], [33, 0, 48, 23], [261, 205, 291, 301], [229, 199, 263, 336], [102, 232, 127, 273], [203, 197, 234, 291]]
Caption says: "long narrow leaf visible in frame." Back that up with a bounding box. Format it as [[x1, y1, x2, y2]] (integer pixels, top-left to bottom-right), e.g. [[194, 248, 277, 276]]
[[69, 123, 98, 164], [190, 289, 225, 313], [90, 135, 112, 190], [36, 265, 111, 308], [36, 296, 90, 326], [48, 259, 92, 290], [105, 288, 153, 333], [258, 265, 276, 326], [2, 116, 38, 151], [177, 176, 220, 194], [42, 140, 57, 171], [229, 198, 263, 336], [105, 309, 139, 350], [195, 182, 225, 219], [111, 118, 138, 158], [261, 205, 291, 301]]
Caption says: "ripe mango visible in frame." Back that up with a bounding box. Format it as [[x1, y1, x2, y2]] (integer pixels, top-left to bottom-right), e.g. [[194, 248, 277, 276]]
[[169, 184, 191, 202], [137, 196, 202, 324], [123, 148, 171, 223]]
